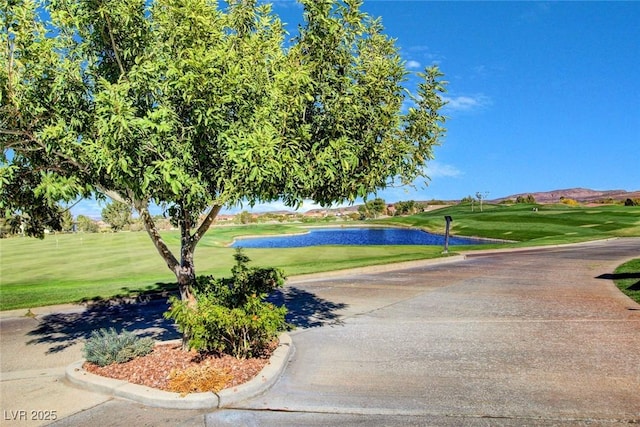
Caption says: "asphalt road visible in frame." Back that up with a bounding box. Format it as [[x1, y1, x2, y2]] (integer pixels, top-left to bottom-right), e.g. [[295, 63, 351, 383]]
[[1, 238, 639, 426]]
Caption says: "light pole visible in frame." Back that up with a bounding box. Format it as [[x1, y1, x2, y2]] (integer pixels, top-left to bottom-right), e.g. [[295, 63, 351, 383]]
[[443, 215, 453, 254]]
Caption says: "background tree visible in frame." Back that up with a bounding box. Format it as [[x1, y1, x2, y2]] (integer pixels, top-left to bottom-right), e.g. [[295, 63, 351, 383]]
[[236, 211, 255, 225], [101, 201, 132, 232], [358, 198, 387, 219], [476, 191, 489, 212], [60, 209, 74, 232], [516, 194, 536, 204], [1, 0, 446, 305], [366, 198, 387, 218], [460, 195, 474, 204], [394, 200, 418, 216], [76, 215, 99, 233]]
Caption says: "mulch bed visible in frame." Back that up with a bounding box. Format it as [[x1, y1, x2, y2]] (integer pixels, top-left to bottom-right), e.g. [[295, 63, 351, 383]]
[[83, 343, 272, 392]]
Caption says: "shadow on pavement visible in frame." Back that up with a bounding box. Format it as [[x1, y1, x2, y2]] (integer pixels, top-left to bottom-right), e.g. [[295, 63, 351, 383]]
[[597, 272, 640, 280], [269, 286, 347, 328], [26, 298, 180, 354], [597, 272, 640, 290], [27, 284, 347, 354]]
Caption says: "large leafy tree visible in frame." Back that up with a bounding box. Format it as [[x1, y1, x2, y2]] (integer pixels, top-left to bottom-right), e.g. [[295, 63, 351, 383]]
[[1, 0, 447, 304]]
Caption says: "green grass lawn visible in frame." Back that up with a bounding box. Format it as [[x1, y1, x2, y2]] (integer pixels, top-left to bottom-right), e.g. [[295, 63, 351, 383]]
[[0, 228, 443, 310], [1, 203, 638, 310], [613, 258, 640, 304], [376, 203, 640, 245]]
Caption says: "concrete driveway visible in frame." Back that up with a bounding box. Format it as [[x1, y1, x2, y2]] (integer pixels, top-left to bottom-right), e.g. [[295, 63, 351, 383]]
[[208, 238, 640, 425], [1, 238, 639, 426]]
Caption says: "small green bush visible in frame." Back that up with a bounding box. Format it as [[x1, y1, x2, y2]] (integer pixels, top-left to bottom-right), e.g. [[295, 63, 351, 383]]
[[83, 328, 154, 366], [165, 249, 288, 358]]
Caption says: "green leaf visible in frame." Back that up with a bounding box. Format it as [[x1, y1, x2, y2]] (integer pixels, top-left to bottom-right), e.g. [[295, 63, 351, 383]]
[[2, 0, 445, 295]]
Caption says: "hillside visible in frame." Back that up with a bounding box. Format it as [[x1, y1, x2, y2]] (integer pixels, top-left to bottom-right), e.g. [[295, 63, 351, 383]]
[[495, 188, 640, 204]]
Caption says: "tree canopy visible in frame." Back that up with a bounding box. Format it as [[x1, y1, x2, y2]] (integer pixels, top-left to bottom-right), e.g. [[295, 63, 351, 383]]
[[1, 0, 447, 300]]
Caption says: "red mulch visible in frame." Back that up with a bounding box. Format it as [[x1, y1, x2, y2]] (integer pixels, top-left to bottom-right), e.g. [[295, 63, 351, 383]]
[[83, 343, 272, 392]]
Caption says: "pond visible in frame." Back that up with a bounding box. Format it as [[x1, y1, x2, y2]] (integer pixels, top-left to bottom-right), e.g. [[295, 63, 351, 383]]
[[230, 227, 488, 248]]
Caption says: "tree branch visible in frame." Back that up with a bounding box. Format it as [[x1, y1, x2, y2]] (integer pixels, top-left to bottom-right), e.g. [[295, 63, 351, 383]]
[[136, 200, 180, 273], [4, 11, 17, 105], [0, 128, 91, 175], [189, 204, 222, 249], [102, 12, 126, 76], [0, 128, 33, 137], [94, 185, 128, 204]]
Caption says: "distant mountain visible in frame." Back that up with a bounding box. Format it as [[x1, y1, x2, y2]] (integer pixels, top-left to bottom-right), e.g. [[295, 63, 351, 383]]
[[248, 188, 639, 217], [494, 188, 640, 204]]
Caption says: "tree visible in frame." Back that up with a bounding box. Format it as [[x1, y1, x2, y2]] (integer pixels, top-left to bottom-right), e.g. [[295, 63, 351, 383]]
[[460, 195, 474, 204], [516, 194, 536, 204], [0, 217, 10, 237], [394, 200, 418, 216], [1, 0, 446, 306], [476, 191, 489, 212], [358, 198, 386, 219], [367, 198, 387, 218], [61, 209, 74, 232], [101, 201, 132, 232], [236, 211, 255, 225], [76, 215, 99, 233], [357, 204, 369, 220]]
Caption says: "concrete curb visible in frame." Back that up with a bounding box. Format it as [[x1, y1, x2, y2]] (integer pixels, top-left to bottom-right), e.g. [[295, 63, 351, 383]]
[[65, 333, 293, 410]]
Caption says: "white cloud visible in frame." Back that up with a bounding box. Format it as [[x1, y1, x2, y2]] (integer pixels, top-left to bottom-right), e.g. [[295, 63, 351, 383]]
[[426, 161, 463, 179], [442, 94, 492, 113], [267, 0, 302, 9], [406, 60, 421, 70], [519, 2, 551, 23], [366, 162, 463, 204], [406, 46, 445, 65]]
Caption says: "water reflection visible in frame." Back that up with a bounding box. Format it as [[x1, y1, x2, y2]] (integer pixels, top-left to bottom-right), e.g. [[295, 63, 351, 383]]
[[231, 227, 488, 248]]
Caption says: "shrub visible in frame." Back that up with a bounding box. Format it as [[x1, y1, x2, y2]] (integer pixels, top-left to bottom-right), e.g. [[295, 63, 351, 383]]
[[83, 328, 154, 367], [515, 195, 536, 204], [165, 248, 288, 358], [560, 197, 580, 206]]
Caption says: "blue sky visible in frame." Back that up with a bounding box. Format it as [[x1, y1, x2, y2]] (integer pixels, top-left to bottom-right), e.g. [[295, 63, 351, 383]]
[[73, 1, 639, 217]]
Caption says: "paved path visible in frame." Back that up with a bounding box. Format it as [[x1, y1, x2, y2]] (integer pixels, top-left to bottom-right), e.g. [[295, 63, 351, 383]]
[[1, 238, 639, 426]]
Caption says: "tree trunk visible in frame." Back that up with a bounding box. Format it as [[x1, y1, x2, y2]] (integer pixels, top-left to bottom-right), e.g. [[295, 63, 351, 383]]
[[178, 223, 198, 307], [176, 267, 196, 305], [136, 201, 223, 349], [176, 255, 197, 351]]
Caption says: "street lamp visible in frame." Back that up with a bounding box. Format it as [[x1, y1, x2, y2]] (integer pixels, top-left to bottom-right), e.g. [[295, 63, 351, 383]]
[[444, 215, 453, 253]]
